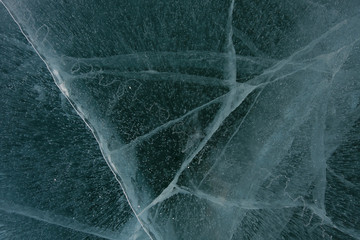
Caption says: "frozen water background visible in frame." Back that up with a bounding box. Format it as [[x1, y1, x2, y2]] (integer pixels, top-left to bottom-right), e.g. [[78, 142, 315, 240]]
[[1, 0, 360, 239]]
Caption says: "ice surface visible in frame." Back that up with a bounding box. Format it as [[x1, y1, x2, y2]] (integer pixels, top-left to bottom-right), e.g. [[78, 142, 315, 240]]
[[1, 0, 360, 239]]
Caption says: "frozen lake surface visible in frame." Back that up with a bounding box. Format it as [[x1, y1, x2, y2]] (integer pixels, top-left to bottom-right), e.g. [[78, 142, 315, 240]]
[[1, 1, 360, 239]]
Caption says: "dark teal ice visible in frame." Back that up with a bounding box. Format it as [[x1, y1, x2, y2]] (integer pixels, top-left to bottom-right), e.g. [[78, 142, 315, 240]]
[[1, 1, 360, 239]]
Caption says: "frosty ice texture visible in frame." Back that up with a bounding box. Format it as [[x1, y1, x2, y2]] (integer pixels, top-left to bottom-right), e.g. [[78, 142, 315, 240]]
[[1, 0, 360, 239]]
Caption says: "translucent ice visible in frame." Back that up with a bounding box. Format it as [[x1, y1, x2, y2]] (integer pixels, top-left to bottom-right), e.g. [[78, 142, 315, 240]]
[[1, 0, 360, 239]]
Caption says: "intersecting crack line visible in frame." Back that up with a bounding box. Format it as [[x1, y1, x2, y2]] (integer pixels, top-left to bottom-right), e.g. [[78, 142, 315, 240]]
[[198, 88, 264, 188], [249, 16, 350, 86], [137, 83, 257, 217], [135, 19, 355, 216]]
